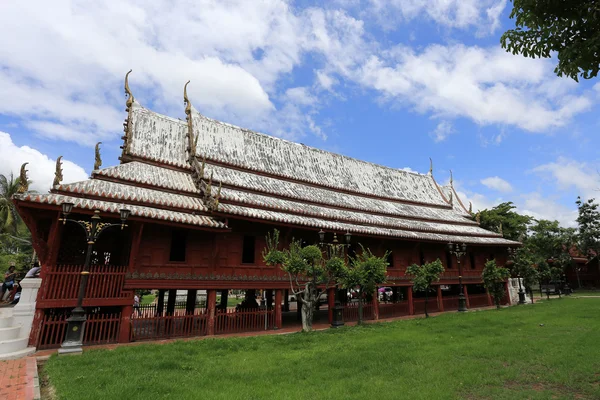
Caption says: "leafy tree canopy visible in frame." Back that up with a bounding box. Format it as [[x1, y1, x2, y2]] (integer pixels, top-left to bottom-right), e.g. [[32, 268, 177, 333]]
[[576, 197, 600, 260], [476, 202, 532, 241], [406, 259, 444, 318], [501, 0, 600, 81], [482, 260, 511, 308]]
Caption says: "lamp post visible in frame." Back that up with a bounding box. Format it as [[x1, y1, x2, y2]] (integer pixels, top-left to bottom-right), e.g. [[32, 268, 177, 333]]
[[318, 229, 351, 328], [507, 247, 526, 304], [58, 203, 130, 354], [447, 242, 468, 312]]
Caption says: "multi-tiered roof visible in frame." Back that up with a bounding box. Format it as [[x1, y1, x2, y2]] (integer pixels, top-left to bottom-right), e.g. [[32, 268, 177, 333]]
[[15, 77, 517, 246]]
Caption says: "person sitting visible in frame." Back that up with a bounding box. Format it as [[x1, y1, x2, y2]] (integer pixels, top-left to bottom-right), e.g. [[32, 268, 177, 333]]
[[1, 266, 17, 302], [25, 262, 41, 278], [9, 283, 22, 305]]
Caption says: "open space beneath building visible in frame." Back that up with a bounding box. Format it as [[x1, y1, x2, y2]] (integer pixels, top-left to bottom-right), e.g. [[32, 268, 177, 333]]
[[42, 298, 600, 400]]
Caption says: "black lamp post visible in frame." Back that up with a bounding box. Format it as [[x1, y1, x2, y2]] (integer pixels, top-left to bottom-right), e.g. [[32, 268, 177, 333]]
[[507, 247, 526, 304], [318, 229, 351, 328], [447, 242, 468, 312], [58, 203, 130, 354]]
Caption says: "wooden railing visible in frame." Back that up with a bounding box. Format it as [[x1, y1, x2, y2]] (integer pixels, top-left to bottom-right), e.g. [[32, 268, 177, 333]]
[[469, 293, 491, 308], [131, 309, 208, 341], [137, 302, 206, 317], [215, 308, 274, 334], [378, 302, 409, 319], [413, 298, 439, 314], [442, 296, 460, 310], [37, 311, 121, 349], [342, 302, 374, 321], [42, 264, 128, 300]]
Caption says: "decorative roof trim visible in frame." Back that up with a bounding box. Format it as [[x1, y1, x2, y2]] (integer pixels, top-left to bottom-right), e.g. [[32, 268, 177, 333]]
[[120, 69, 136, 162]]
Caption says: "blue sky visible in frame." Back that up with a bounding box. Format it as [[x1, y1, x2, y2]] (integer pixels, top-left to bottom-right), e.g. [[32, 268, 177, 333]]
[[1, 0, 599, 227]]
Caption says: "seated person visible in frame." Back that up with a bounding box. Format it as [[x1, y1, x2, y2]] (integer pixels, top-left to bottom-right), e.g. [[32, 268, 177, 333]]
[[25, 262, 41, 278], [1, 266, 17, 302], [9, 283, 22, 305]]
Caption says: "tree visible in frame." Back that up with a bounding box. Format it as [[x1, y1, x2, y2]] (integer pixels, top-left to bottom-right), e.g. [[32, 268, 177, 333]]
[[405, 259, 444, 318], [511, 247, 539, 304], [576, 197, 600, 261], [501, 0, 600, 81], [0, 173, 22, 235], [342, 246, 388, 324], [262, 230, 346, 332], [476, 202, 532, 241], [482, 259, 511, 309]]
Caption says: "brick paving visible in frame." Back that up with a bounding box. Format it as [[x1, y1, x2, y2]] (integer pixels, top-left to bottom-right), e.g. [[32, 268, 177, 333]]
[[0, 358, 38, 400]]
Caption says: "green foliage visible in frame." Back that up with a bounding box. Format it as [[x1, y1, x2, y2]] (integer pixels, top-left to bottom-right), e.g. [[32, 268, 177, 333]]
[[482, 259, 510, 308], [576, 197, 600, 260], [343, 246, 388, 296], [405, 259, 444, 293], [406, 259, 444, 318], [510, 248, 539, 293], [0, 172, 22, 235], [475, 202, 532, 241], [501, 0, 600, 81]]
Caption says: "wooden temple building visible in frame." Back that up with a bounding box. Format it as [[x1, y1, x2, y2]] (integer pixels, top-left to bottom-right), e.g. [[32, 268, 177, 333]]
[[13, 75, 518, 349]]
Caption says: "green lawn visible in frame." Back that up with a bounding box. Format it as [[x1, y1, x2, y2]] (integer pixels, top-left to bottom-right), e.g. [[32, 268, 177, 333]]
[[571, 289, 600, 297], [43, 298, 600, 400]]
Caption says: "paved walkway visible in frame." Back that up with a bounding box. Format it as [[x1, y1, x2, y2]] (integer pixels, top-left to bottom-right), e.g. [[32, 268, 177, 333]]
[[0, 358, 39, 400]]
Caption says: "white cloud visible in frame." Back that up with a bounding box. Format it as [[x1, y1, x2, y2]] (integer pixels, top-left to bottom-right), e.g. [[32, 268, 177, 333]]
[[284, 87, 317, 106], [532, 157, 600, 200], [368, 0, 507, 34], [430, 121, 455, 142], [519, 192, 578, 228], [481, 176, 513, 193], [0, 131, 88, 192], [352, 44, 592, 133]]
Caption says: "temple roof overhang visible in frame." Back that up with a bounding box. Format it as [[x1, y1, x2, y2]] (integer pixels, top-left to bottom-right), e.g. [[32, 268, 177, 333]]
[[14, 77, 520, 247]]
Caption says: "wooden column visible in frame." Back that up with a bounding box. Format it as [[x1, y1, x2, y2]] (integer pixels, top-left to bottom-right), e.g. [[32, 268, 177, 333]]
[[118, 305, 133, 343], [166, 289, 176, 315], [463, 284, 470, 308], [219, 289, 228, 310], [127, 223, 144, 273], [392, 287, 399, 303], [275, 289, 283, 329], [186, 290, 197, 315], [408, 286, 414, 315], [27, 309, 44, 347], [437, 285, 444, 312], [373, 290, 379, 320], [207, 289, 217, 335], [283, 289, 289, 312], [486, 289, 493, 306], [156, 289, 165, 316], [327, 287, 335, 324], [266, 290, 273, 309]]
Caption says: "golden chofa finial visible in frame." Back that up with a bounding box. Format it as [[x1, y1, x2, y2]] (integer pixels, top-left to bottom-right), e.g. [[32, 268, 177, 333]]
[[94, 142, 102, 170], [125, 69, 134, 111], [184, 80, 192, 116], [17, 162, 29, 193], [449, 169, 453, 187], [53, 156, 63, 187], [476, 212, 481, 224], [429, 157, 433, 174], [468, 201, 473, 214]]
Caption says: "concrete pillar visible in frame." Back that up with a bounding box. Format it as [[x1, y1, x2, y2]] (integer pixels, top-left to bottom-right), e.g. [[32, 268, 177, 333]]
[[408, 286, 414, 315], [437, 285, 444, 312], [207, 289, 217, 335], [12, 278, 41, 347], [275, 289, 283, 329], [505, 281, 512, 305]]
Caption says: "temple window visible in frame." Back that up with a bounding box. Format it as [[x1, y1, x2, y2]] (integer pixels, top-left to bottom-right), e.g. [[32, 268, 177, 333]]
[[242, 235, 256, 264], [169, 230, 187, 262]]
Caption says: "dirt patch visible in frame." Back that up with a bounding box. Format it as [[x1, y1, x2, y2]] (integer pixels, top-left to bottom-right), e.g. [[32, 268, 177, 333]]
[[38, 361, 57, 400], [463, 380, 596, 400]]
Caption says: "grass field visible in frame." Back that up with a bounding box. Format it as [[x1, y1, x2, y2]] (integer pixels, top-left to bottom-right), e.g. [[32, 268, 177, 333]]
[[43, 298, 600, 400]]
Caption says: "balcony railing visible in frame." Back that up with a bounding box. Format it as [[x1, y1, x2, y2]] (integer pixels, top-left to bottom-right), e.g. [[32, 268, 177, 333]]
[[42, 264, 128, 301]]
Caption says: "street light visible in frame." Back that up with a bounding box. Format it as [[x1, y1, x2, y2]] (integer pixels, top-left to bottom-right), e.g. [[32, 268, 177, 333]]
[[58, 203, 130, 354], [447, 242, 468, 312], [507, 247, 526, 304], [318, 230, 351, 328]]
